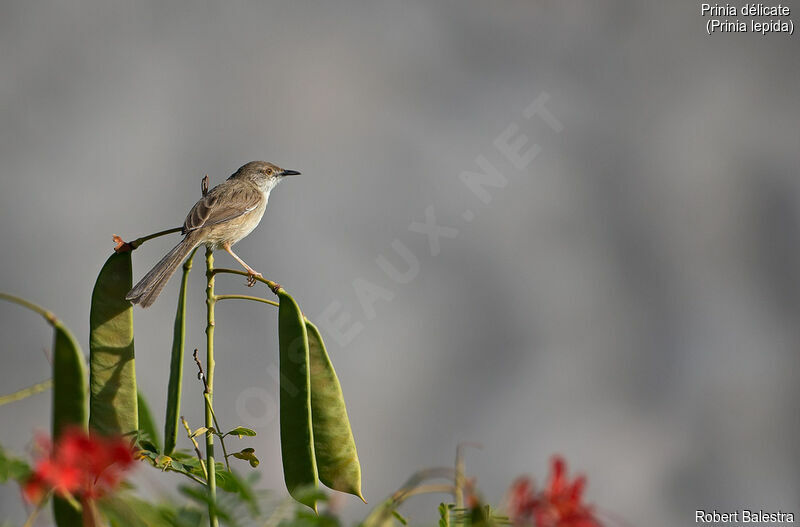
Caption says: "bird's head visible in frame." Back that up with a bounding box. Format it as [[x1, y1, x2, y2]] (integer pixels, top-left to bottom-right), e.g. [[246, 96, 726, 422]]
[[230, 161, 301, 191]]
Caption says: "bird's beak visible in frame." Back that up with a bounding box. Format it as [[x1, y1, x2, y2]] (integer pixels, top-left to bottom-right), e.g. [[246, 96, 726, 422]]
[[281, 169, 301, 176]]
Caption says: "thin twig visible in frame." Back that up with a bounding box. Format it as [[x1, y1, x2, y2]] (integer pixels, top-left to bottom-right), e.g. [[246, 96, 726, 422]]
[[210, 268, 282, 294], [204, 393, 231, 471], [455, 442, 482, 509], [166, 466, 207, 486], [113, 227, 184, 253], [193, 350, 231, 471], [0, 293, 58, 325], [0, 379, 52, 407], [181, 416, 208, 480], [214, 294, 279, 308], [22, 496, 48, 527], [260, 498, 296, 527], [192, 349, 209, 394]]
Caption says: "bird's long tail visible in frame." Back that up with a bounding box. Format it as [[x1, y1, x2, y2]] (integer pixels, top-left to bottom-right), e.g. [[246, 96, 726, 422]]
[[126, 233, 200, 308]]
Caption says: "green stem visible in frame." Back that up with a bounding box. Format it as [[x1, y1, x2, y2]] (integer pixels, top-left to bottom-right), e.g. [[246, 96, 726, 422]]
[[176, 470, 208, 486], [214, 294, 279, 308], [129, 227, 184, 249], [22, 497, 48, 527], [454, 449, 465, 510], [181, 416, 209, 481], [454, 442, 481, 513], [204, 393, 231, 471], [0, 379, 52, 407], [205, 248, 219, 527], [210, 268, 282, 294], [0, 293, 58, 326], [397, 484, 457, 502]]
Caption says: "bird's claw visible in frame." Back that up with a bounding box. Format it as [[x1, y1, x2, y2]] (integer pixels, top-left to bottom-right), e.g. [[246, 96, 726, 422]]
[[247, 271, 263, 287]]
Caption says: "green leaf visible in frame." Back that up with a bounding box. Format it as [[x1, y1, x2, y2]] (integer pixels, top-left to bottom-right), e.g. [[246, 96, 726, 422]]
[[179, 485, 233, 523], [190, 427, 210, 438], [99, 495, 180, 527], [89, 252, 138, 436], [52, 488, 82, 523], [138, 439, 159, 455], [141, 451, 202, 482], [231, 448, 260, 468], [164, 249, 196, 455], [0, 444, 31, 483], [177, 456, 204, 475], [439, 503, 453, 527], [52, 322, 88, 526], [277, 289, 319, 511], [392, 511, 408, 525], [307, 320, 364, 501], [171, 450, 200, 464], [154, 454, 174, 470], [213, 467, 243, 493], [225, 426, 257, 438], [137, 390, 160, 452]]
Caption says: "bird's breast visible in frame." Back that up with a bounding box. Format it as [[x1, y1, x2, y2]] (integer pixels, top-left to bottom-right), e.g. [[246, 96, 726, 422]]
[[204, 191, 269, 248]]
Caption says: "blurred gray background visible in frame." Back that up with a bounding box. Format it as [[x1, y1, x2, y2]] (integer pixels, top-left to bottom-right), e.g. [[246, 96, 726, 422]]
[[1, 1, 799, 525]]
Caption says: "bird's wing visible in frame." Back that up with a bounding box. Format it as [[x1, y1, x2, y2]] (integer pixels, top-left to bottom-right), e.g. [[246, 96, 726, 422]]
[[183, 184, 263, 233]]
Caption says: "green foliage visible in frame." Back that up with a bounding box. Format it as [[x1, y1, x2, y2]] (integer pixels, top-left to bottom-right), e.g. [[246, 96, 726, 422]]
[[391, 511, 408, 525], [307, 320, 363, 501], [52, 323, 89, 527], [277, 289, 319, 511], [177, 470, 265, 527], [0, 293, 88, 526], [361, 498, 396, 527], [276, 289, 365, 510], [224, 426, 257, 438], [285, 506, 342, 527], [139, 444, 206, 484], [137, 390, 161, 452], [164, 249, 196, 455], [100, 495, 184, 527], [52, 324, 88, 438], [232, 448, 260, 468], [89, 252, 138, 436], [439, 503, 453, 527], [0, 444, 30, 483], [1, 235, 369, 526]]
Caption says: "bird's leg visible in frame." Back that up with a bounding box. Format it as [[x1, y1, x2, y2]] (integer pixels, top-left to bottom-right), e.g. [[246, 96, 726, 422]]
[[222, 242, 262, 287]]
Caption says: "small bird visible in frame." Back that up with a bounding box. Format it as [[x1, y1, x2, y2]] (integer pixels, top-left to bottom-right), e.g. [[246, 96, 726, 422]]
[[126, 161, 300, 308]]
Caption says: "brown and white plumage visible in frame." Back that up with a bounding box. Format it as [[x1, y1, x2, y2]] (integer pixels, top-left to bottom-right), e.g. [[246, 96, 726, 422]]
[[125, 161, 300, 308]]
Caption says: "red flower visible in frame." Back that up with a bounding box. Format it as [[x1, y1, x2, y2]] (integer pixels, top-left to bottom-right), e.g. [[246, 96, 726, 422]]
[[22, 427, 136, 504], [22, 473, 48, 505], [507, 456, 602, 527]]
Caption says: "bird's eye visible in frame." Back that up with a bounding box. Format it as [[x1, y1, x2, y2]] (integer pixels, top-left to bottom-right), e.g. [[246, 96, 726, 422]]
[[265, 168, 273, 176]]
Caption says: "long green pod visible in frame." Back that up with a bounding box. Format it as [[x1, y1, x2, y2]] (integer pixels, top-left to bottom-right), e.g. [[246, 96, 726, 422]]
[[0, 293, 87, 525], [306, 321, 364, 501], [52, 324, 89, 437], [277, 289, 318, 511], [52, 323, 88, 526], [164, 249, 196, 454], [89, 252, 138, 436]]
